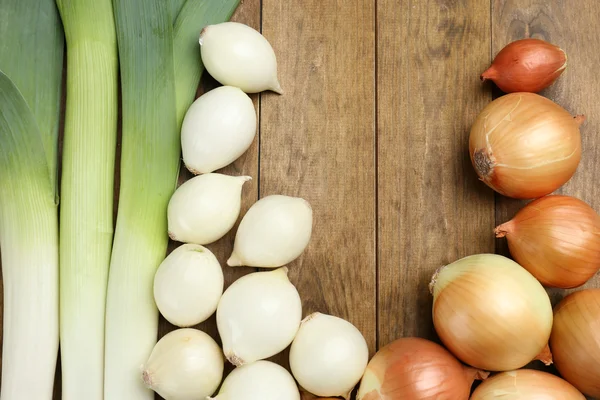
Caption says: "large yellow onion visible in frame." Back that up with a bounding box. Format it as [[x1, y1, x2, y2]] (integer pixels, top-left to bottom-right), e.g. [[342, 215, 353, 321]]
[[550, 289, 600, 398], [470, 369, 585, 399], [430, 254, 553, 371], [495, 195, 600, 288], [469, 92, 583, 199], [356, 337, 488, 400]]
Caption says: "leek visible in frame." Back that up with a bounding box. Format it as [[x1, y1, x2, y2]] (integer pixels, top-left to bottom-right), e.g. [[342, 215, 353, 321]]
[[54, 1, 119, 398], [104, 0, 178, 398], [0, 0, 63, 397], [0, 71, 59, 399], [104, 0, 240, 397], [173, 0, 240, 126], [0, 0, 64, 194]]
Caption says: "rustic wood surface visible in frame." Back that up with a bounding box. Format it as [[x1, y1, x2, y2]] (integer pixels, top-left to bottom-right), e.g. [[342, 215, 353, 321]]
[[1, 0, 600, 399]]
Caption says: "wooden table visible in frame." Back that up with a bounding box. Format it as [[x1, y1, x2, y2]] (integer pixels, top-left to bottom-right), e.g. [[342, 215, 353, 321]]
[[173, 0, 598, 398], [2, 0, 600, 399]]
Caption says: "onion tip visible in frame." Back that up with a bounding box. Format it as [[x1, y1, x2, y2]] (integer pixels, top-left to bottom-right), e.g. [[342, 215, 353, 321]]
[[226, 252, 242, 267], [535, 343, 553, 366], [270, 80, 284, 95], [428, 265, 445, 295], [574, 114, 586, 126], [184, 163, 201, 175], [226, 352, 245, 367], [494, 222, 513, 238], [480, 66, 496, 82], [141, 369, 153, 388]]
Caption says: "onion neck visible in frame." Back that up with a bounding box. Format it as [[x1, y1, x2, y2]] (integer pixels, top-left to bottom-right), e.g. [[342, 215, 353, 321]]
[[464, 366, 489, 385], [480, 66, 497, 82], [494, 221, 515, 238], [535, 343, 553, 366]]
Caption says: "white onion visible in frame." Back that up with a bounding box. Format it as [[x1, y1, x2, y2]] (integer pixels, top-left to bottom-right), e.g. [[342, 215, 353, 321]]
[[227, 194, 313, 268], [153, 244, 223, 327], [181, 85, 257, 174], [217, 267, 302, 366], [167, 173, 251, 245], [208, 360, 300, 400], [290, 312, 369, 399], [142, 328, 223, 400], [199, 22, 282, 94]]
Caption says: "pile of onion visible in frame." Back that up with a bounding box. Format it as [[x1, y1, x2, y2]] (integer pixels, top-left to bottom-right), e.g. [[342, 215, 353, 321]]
[[550, 289, 600, 398], [470, 369, 584, 399], [469, 92, 583, 199], [495, 195, 600, 288], [356, 337, 488, 400], [429, 254, 553, 371]]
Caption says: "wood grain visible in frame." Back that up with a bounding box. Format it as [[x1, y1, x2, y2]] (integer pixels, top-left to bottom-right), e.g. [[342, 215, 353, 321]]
[[376, 0, 495, 346], [492, 0, 600, 305], [260, 0, 377, 367]]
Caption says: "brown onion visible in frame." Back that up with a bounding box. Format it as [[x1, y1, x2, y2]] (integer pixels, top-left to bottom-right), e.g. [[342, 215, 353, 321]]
[[356, 337, 488, 400], [495, 195, 600, 288], [481, 38, 567, 93], [430, 254, 553, 372], [469, 92, 583, 199], [470, 369, 585, 399], [550, 289, 600, 398]]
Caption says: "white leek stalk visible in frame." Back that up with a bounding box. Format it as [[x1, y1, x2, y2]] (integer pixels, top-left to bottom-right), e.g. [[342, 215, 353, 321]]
[[104, 1, 241, 398], [0, 0, 63, 397], [0, 72, 59, 400], [55, 0, 119, 398]]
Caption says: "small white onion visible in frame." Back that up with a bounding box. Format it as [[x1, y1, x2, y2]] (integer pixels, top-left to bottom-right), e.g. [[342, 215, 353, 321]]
[[199, 22, 282, 94], [153, 244, 223, 327], [142, 328, 223, 400], [208, 360, 300, 400], [181, 85, 257, 174], [290, 312, 369, 399], [167, 173, 251, 245], [217, 267, 302, 366], [227, 194, 313, 268]]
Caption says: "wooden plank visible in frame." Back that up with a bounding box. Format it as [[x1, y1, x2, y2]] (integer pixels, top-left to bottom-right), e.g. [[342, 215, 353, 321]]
[[377, 0, 495, 345], [260, 0, 377, 365], [492, 0, 600, 306]]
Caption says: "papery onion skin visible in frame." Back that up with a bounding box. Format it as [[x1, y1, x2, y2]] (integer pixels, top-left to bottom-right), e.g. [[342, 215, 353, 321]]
[[217, 267, 302, 366], [430, 254, 553, 371], [356, 337, 488, 400], [209, 360, 300, 400], [495, 195, 600, 288], [550, 289, 600, 398], [290, 312, 369, 399], [481, 38, 567, 93], [470, 369, 585, 400], [469, 92, 583, 199]]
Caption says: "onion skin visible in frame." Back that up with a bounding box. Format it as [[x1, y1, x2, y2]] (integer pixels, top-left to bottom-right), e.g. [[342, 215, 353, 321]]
[[356, 337, 488, 400], [550, 289, 600, 398], [469, 92, 583, 199], [470, 369, 585, 399], [430, 254, 554, 371], [481, 38, 567, 93], [495, 195, 600, 288]]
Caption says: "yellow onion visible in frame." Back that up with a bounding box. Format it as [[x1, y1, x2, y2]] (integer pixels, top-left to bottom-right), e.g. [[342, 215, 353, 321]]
[[496, 195, 600, 288], [469, 92, 583, 199], [430, 254, 553, 371], [470, 369, 585, 399], [356, 337, 488, 400], [550, 289, 600, 398]]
